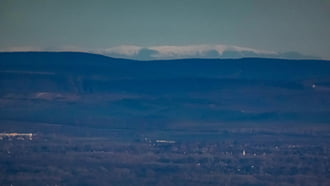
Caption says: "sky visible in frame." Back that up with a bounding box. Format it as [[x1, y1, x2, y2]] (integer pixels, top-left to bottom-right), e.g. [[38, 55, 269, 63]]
[[0, 0, 329, 59]]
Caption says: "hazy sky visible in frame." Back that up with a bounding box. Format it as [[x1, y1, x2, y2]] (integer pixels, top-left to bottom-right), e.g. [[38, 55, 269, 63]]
[[0, 0, 329, 58]]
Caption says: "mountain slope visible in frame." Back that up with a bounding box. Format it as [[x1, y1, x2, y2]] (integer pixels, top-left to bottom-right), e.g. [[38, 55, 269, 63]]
[[0, 52, 330, 128]]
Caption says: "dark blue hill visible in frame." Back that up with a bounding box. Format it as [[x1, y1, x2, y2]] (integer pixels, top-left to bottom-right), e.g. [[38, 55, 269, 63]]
[[1, 52, 329, 80], [0, 52, 330, 128]]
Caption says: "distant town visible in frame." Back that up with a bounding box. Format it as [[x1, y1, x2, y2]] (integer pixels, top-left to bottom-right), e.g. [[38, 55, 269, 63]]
[[0, 133, 33, 140]]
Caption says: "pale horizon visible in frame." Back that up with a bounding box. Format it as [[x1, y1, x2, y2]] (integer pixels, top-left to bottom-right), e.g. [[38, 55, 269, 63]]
[[1, 0, 329, 59]]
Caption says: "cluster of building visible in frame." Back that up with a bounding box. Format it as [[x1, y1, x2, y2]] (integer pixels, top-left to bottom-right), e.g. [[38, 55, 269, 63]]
[[0, 133, 33, 140]]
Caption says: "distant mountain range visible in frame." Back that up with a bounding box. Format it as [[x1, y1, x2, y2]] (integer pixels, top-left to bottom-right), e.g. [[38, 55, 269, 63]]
[[0, 52, 329, 128], [91, 45, 319, 60], [2, 44, 320, 60]]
